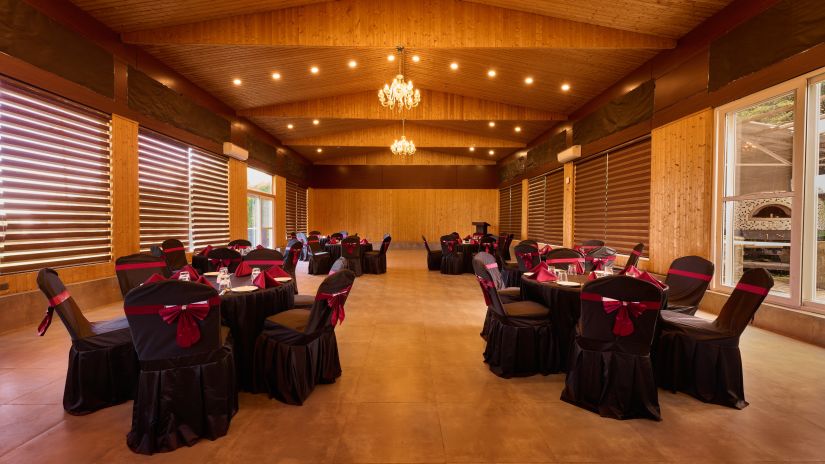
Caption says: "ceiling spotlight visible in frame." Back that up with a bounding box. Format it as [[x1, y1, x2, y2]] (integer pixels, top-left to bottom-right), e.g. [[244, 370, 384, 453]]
[[316, 148, 323, 153], [514, 126, 522, 132], [387, 54, 395, 62], [348, 60, 357, 68], [450, 62, 459, 70], [232, 78, 242, 86], [272, 72, 281, 80], [287, 123, 294, 129], [412, 55, 420, 62], [469, 146, 475, 152], [525, 76, 534, 85], [488, 150, 495, 155], [487, 69, 496, 78], [561, 83, 571, 91], [313, 119, 320, 125], [488, 121, 496, 127], [310, 66, 319, 74]]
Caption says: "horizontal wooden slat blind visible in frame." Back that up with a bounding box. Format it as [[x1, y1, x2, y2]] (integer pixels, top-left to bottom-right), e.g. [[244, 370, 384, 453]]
[[498, 184, 522, 237], [296, 184, 308, 234], [545, 169, 564, 245], [527, 175, 546, 242], [189, 147, 230, 249], [138, 130, 189, 251], [574, 154, 607, 246], [606, 138, 651, 255], [0, 78, 112, 274], [285, 180, 307, 234]]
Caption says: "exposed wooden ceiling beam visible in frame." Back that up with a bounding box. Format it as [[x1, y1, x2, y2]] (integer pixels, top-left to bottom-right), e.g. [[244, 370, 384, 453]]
[[240, 90, 566, 121], [121, 0, 675, 49], [284, 122, 526, 148]]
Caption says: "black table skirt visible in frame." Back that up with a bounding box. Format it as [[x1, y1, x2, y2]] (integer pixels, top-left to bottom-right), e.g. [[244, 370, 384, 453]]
[[456, 243, 479, 273], [205, 274, 295, 391], [324, 243, 373, 264]]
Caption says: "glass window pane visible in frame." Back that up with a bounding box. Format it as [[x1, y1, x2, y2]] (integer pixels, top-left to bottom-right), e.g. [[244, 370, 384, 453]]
[[247, 195, 260, 245], [728, 92, 795, 196], [262, 199, 273, 228], [247, 167, 272, 193], [262, 228, 273, 249], [813, 79, 825, 301]]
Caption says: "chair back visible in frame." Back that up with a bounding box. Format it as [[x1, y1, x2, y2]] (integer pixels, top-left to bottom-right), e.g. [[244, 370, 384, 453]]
[[115, 253, 171, 296], [309, 230, 321, 236], [331, 232, 344, 240], [579, 275, 665, 354], [308, 236, 324, 254], [479, 235, 497, 255], [282, 240, 303, 274], [440, 234, 460, 256], [475, 252, 505, 290], [329, 257, 348, 274], [341, 236, 361, 259], [545, 248, 586, 272], [378, 235, 392, 255], [422, 235, 433, 253], [624, 243, 645, 270], [305, 270, 356, 334], [520, 239, 538, 249], [161, 238, 188, 270], [664, 256, 714, 307], [36, 269, 94, 339], [514, 242, 541, 271], [206, 247, 242, 272], [584, 246, 617, 272], [124, 280, 222, 361], [228, 239, 252, 252], [577, 239, 605, 255], [714, 268, 773, 336], [471, 255, 507, 318], [243, 248, 284, 270]]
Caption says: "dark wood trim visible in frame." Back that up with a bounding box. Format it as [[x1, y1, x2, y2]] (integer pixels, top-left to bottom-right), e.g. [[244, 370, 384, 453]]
[[309, 165, 499, 189]]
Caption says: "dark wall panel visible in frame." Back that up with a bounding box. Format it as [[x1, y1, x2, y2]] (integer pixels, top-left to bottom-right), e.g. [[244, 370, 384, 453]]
[[0, 0, 113, 97], [310, 165, 498, 189], [573, 79, 654, 146]]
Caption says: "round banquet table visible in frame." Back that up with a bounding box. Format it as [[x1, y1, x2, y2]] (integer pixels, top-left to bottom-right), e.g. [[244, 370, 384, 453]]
[[204, 273, 295, 391], [456, 242, 479, 273], [324, 243, 373, 263]]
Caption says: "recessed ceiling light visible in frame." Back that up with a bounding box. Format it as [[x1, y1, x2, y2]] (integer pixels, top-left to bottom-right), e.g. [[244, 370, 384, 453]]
[[412, 55, 420, 62], [310, 66, 319, 74], [524, 77, 534, 85], [317, 148, 323, 153], [287, 123, 294, 129], [469, 146, 475, 152], [488, 150, 495, 155], [450, 62, 459, 70], [487, 69, 496, 78], [313, 119, 320, 125], [488, 121, 496, 127], [514, 126, 522, 132], [561, 83, 571, 91], [348, 60, 357, 68], [272, 72, 281, 80], [387, 54, 395, 62], [232, 78, 242, 85]]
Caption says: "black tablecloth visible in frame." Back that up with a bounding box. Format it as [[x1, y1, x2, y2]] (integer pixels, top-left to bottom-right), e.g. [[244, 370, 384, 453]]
[[324, 243, 373, 263], [192, 255, 209, 274], [204, 273, 295, 391], [456, 243, 479, 273]]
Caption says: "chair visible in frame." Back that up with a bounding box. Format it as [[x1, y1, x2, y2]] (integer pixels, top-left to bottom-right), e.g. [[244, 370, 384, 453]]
[[561, 275, 665, 420], [422, 235, 443, 271], [161, 238, 188, 271], [476, 252, 522, 339], [472, 255, 555, 377], [329, 256, 348, 274], [662, 256, 715, 315], [296, 232, 309, 261], [502, 233, 514, 261], [653, 268, 773, 409], [36, 269, 139, 415], [282, 240, 303, 275], [584, 246, 617, 273], [254, 270, 355, 405], [341, 236, 363, 276], [292, 257, 348, 310], [439, 234, 464, 275], [228, 238, 252, 251], [309, 230, 321, 236], [115, 253, 171, 297], [478, 234, 497, 255], [307, 236, 332, 275], [364, 235, 391, 274], [330, 232, 344, 241], [624, 243, 645, 271], [123, 280, 237, 454], [206, 247, 242, 272], [242, 248, 284, 270], [545, 248, 586, 274], [520, 239, 538, 249], [513, 241, 541, 272], [577, 239, 605, 255]]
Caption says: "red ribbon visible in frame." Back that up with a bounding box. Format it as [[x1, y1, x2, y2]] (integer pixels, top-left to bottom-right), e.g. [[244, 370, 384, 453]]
[[115, 261, 168, 271], [343, 242, 358, 256], [481, 242, 496, 254], [163, 246, 185, 254], [442, 240, 456, 253], [197, 245, 213, 256], [735, 282, 769, 296], [315, 285, 353, 326], [631, 249, 643, 257], [476, 276, 496, 306], [244, 260, 283, 266], [37, 290, 70, 336], [516, 251, 538, 263], [589, 255, 616, 270], [581, 292, 660, 336], [291, 249, 301, 265], [538, 245, 552, 256], [668, 268, 712, 282], [159, 301, 211, 347], [209, 257, 240, 268], [485, 262, 498, 270], [546, 257, 584, 274]]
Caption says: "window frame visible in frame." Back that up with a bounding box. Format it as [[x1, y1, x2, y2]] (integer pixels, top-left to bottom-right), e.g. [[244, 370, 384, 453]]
[[246, 167, 276, 249]]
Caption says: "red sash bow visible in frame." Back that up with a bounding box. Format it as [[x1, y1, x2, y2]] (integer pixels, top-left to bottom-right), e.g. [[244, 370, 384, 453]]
[[209, 257, 239, 269], [315, 285, 353, 326], [588, 255, 616, 270], [476, 276, 496, 306], [481, 242, 496, 254], [163, 246, 185, 254], [159, 300, 213, 347], [581, 292, 660, 336], [343, 242, 358, 256], [516, 251, 538, 263], [37, 290, 71, 336], [546, 257, 584, 274], [197, 245, 213, 256], [442, 240, 456, 253]]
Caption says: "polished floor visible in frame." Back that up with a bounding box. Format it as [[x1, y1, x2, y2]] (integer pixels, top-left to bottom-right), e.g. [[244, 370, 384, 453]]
[[1, 250, 824, 463]]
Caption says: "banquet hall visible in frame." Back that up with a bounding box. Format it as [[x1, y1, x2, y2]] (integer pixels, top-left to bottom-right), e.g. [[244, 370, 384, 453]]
[[1, 0, 825, 462]]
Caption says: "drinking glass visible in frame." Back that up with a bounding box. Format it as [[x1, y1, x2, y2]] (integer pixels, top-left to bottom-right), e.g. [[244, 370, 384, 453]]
[[250, 267, 261, 282], [218, 276, 231, 293], [568, 264, 577, 275], [178, 271, 190, 281], [556, 269, 568, 282], [219, 267, 229, 279], [604, 262, 614, 275]]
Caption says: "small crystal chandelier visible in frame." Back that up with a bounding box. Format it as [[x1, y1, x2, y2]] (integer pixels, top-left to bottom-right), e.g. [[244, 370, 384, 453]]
[[378, 46, 421, 111], [391, 120, 416, 156]]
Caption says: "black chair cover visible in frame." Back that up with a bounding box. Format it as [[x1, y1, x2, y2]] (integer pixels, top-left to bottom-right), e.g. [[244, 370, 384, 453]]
[[545, 248, 586, 274], [243, 248, 284, 270], [439, 234, 464, 275], [329, 257, 348, 274], [161, 238, 188, 271], [478, 234, 497, 255], [340, 236, 363, 276], [36, 269, 138, 415], [514, 242, 541, 272], [330, 232, 344, 240], [123, 280, 237, 454], [296, 232, 309, 261], [206, 247, 242, 272], [309, 230, 321, 236], [115, 253, 171, 297], [307, 236, 332, 275], [476, 252, 521, 339], [584, 246, 617, 273], [624, 243, 645, 271], [472, 256, 556, 378], [561, 275, 665, 420], [228, 239, 252, 252], [149, 245, 163, 258], [503, 234, 514, 261], [364, 235, 392, 274], [422, 235, 443, 271], [663, 256, 715, 315], [254, 270, 356, 405], [654, 268, 773, 409]]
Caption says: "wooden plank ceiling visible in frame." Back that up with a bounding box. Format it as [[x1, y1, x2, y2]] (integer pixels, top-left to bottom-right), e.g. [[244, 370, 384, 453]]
[[72, 0, 732, 164]]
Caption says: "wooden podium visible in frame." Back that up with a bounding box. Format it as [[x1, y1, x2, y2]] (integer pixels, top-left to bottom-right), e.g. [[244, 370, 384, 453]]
[[472, 221, 491, 235]]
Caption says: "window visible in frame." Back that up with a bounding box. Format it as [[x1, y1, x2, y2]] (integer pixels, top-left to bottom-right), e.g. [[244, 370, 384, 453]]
[[527, 175, 547, 242], [0, 78, 112, 274], [498, 184, 522, 237], [285, 180, 307, 235], [247, 167, 274, 248], [807, 75, 825, 305], [527, 169, 564, 245], [189, 148, 230, 249]]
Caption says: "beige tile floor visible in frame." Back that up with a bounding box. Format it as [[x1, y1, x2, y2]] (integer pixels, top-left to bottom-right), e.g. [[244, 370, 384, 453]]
[[1, 250, 824, 463]]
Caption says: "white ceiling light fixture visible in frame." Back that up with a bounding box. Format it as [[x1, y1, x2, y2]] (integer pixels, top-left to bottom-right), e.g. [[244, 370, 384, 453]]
[[391, 119, 416, 156], [378, 46, 421, 112]]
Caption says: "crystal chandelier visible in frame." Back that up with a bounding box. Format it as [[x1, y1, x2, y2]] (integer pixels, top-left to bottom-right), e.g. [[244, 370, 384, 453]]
[[378, 46, 421, 111], [391, 120, 416, 156]]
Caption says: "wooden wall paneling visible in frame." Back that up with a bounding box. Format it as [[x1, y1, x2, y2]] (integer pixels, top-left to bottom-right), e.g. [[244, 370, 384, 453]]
[[563, 163, 574, 247], [275, 175, 287, 248], [648, 108, 714, 274], [315, 150, 496, 166], [111, 115, 140, 258], [228, 158, 248, 241]]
